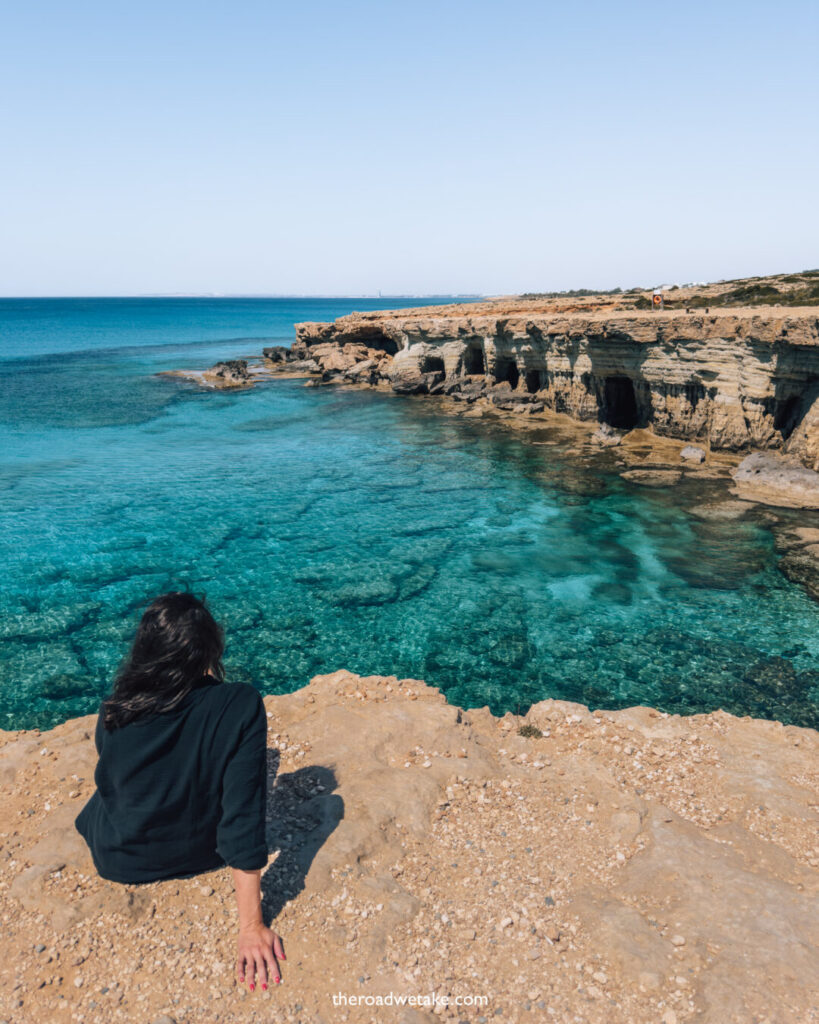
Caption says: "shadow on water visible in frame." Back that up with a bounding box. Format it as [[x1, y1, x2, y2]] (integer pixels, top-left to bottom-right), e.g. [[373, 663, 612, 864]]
[[260, 749, 343, 923]]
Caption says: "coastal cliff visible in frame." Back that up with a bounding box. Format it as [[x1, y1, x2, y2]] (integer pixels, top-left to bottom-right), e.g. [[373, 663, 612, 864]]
[[293, 303, 819, 470], [1, 670, 817, 1023]]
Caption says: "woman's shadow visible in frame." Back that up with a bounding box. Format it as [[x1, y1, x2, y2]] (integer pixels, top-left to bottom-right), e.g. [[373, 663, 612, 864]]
[[261, 748, 343, 924]]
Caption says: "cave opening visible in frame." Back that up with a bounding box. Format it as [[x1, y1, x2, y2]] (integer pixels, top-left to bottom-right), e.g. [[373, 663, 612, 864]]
[[353, 328, 399, 356], [421, 355, 445, 374], [525, 370, 542, 394], [463, 346, 485, 375], [495, 358, 520, 389], [773, 394, 803, 440], [603, 375, 640, 429], [685, 382, 705, 409]]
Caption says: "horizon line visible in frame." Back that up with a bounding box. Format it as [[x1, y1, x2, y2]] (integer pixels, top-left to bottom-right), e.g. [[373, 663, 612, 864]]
[[0, 292, 487, 300]]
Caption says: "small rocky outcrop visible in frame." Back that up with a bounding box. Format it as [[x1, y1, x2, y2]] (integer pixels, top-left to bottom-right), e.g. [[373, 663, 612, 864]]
[[165, 349, 322, 390], [0, 670, 816, 1023], [211, 359, 250, 385], [680, 445, 706, 464], [450, 378, 490, 403], [300, 341, 395, 386], [162, 359, 256, 390], [731, 452, 819, 508], [592, 423, 623, 447], [390, 368, 444, 395], [262, 346, 320, 374], [262, 346, 291, 363]]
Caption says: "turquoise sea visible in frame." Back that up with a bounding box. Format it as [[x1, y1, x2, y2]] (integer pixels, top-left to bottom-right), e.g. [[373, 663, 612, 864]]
[[2, 297, 818, 731]]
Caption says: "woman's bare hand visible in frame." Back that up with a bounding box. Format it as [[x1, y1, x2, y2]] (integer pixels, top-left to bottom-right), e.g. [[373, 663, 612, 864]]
[[236, 922, 286, 991]]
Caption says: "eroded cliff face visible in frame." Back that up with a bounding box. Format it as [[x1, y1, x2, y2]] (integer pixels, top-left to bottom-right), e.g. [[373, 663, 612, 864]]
[[295, 307, 819, 469]]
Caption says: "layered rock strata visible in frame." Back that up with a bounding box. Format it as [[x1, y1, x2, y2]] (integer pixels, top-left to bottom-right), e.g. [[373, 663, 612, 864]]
[[1, 670, 817, 1023], [294, 305, 819, 469]]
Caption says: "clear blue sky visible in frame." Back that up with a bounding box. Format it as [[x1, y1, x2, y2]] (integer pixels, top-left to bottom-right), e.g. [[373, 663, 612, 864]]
[[2, 0, 817, 296]]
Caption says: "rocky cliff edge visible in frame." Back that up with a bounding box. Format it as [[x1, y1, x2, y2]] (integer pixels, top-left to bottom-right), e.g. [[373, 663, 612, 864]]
[[1, 670, 817, 1024], [293, 305, 819, 471]]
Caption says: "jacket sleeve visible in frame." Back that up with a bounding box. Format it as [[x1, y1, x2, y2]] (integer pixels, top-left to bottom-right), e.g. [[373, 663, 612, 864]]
[[215, 689, 269, 871]]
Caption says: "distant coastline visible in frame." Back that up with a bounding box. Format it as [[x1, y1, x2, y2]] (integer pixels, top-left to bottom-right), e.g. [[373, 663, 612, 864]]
[[0, 292, 486, 301]]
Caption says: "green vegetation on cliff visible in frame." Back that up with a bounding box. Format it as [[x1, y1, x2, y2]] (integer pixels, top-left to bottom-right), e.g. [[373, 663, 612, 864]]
[[520, 269, 819, 309]]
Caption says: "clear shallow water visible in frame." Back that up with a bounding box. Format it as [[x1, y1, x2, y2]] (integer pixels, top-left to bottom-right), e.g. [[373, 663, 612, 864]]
[[1, 299, 819, 731]]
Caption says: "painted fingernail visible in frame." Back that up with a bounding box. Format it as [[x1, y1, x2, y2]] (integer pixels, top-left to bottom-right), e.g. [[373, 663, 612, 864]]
[[275, 976, 281, 984], [249, 983, 255, 991], [262, 983, 267, 990]]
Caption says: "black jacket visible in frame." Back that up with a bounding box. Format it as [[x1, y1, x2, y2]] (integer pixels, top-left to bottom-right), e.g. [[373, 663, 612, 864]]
[[74, 676, 268, 884]]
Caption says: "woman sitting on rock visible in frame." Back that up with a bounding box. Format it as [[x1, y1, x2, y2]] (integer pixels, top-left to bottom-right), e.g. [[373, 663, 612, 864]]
[[75, 591, 285, 992]]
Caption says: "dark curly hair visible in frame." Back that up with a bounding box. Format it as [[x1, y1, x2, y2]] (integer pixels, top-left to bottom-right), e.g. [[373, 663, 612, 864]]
[[101, 592, 225, 729]]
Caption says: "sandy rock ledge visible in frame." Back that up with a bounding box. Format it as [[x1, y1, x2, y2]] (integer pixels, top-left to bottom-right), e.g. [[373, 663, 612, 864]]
[[1, 670, 817, 1024]]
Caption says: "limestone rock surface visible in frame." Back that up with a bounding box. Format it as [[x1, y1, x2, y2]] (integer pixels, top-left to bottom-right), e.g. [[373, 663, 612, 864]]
[[680, 445, 706, 464], [1, 670, 817, 1023], [296, 304, 819, 470], [731, 451, 819, 508]]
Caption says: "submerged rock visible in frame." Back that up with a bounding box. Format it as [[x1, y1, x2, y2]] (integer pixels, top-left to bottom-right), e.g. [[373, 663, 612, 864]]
[[689, 499, 756, 521], [621, 468, 683, 487], [772, 525, 819, 595]]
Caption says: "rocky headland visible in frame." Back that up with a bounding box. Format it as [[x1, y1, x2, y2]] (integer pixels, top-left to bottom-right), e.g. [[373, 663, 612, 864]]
[[170, 272, 819, 496], [169, 287, 819, 602], [291, 303, 819, 473], [209, 287, 819, 602], [1, 670, 817, 1024]]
